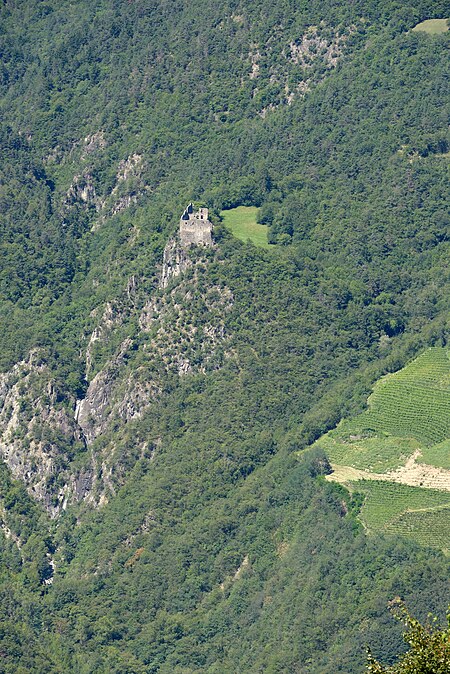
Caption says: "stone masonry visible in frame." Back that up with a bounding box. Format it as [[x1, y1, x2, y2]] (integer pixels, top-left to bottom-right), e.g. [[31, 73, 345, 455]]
[[179, 203, 213, 247]]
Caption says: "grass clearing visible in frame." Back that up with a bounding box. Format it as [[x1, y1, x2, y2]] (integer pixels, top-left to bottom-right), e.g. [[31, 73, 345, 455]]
[[412, 18, 449, 34], [220, 206, 271, 248]]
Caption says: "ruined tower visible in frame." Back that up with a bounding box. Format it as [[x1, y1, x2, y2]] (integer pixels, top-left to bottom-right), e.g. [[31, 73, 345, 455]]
[[179, 203, 213, 247]]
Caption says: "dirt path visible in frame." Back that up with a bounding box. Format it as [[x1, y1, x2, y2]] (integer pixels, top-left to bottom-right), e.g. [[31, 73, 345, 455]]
[[326, 450, 450, 491]]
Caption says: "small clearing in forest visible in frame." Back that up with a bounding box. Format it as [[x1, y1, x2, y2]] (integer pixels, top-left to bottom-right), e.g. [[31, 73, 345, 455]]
[[221, 206, 271, 248], [411, 18, 449, 34]]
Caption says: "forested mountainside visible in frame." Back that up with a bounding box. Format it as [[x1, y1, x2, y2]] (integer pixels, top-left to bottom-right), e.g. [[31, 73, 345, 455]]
[[0, 0, 449, 672]]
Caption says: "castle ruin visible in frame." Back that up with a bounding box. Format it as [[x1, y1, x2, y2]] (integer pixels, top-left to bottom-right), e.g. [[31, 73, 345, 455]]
[[179, 203, 213, 247]]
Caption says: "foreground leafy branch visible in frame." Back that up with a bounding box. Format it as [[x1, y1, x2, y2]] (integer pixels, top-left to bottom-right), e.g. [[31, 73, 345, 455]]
[[366, 598, 450, 673]]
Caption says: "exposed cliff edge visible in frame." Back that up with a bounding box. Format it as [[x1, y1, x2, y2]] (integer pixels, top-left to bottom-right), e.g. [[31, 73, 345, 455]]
[[0, 351, 93, 517], [75, 235, 232, 446], [0, 228, 233, 516]]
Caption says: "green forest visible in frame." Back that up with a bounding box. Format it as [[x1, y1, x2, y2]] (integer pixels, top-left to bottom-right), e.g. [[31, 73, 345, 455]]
[[0, 0, 449, 672]]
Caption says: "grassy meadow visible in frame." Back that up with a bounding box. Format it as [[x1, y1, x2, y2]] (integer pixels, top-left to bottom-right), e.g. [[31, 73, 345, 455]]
[[220, 206, 271, 248], [412, 18, 449, 34]]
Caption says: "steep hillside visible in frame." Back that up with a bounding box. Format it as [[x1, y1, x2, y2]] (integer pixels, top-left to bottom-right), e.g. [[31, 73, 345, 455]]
[[0, 1, 449, 672]]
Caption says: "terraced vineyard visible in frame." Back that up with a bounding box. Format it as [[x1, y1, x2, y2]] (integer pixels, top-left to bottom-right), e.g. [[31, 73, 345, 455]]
[[386, 508, 450, 550], [354, 480, 450, 528], [315, 348, 450, 549], [419, 439, 450, 470], [354, 480, 450, 551], [315, 422, 420, 472], [363, 348, 450, 445], [315, 348, 450, 470]]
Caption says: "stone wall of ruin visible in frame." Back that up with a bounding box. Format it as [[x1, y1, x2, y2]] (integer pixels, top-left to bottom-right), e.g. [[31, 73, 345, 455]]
[[180, 217, 213, 247]]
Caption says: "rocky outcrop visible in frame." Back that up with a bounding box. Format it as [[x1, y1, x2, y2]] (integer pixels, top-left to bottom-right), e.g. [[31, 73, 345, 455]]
[[114, 154, 143, 185], [106, 153, 144, 216], [63, 143, 148, 229], [139, 275, 233, 377], [110, 194, 138, 216], [0, 352, 92, 516], [80, 131, 107, 160], [75, 338, 160, 443], [75, 235, 232, 442], [159, 239, 191, 289], [288, 26, 346, 70], [85, 301, 125, 377], [64, 172, 101, 211], [0, 231, 233, 516], [248, 21, 358, 112]]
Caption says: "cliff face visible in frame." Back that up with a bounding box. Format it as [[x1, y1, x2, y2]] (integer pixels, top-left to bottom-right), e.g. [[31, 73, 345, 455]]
[[160, 239, 191, 288], [0, 351, 93, 517], [0, 234, 232, 515], [75, 236, 232, 445]]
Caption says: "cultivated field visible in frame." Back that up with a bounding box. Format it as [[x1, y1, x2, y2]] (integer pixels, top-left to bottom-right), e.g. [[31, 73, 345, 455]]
[[419, 439, 450, 470], [317, 348, 450, 470], [317, 422, 420, 472], [353, 480, 450, 551], [316, 348, 450, 549], [220, 206, 271, 247]]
